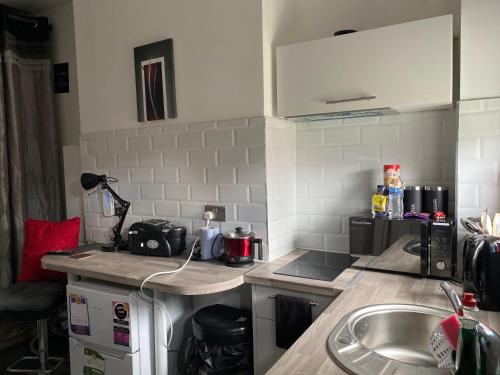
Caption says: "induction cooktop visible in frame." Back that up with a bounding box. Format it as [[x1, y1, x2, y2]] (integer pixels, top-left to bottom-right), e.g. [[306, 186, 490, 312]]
[[273, 250, 357, 282]]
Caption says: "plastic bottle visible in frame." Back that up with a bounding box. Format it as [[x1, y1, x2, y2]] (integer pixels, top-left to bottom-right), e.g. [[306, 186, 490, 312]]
[[371, 184, 387, 218], [387, 186, 403, 219], [456, 318, 481, 375]]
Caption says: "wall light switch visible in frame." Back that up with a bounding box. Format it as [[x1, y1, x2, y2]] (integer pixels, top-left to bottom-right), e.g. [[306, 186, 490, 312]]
[[204, 205, 225, 222]]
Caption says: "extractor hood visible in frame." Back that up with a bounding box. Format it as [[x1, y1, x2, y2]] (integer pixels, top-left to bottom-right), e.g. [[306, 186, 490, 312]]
[[285, 107, 398, 122]]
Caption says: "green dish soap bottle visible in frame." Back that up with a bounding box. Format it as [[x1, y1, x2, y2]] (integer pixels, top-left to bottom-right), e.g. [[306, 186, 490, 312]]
[[456, 318, 481, 375]]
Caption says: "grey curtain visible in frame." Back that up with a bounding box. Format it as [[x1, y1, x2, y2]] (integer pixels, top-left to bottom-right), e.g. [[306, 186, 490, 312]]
[[0, 17, 63, 288]]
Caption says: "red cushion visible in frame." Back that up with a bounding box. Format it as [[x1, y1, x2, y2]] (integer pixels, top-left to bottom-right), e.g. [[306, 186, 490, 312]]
[[17, 217, 80, 282]]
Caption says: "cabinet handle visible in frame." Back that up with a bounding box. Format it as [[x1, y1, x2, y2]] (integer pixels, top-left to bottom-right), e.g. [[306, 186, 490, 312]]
[[268, 295, 319, 306], [324, 95, 376, 105]]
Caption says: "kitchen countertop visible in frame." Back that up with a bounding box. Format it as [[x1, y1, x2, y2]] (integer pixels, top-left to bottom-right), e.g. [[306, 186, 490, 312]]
[[244, 249, 361, 297], [41, 245, 260, 295], [266, 269, 500, 375]]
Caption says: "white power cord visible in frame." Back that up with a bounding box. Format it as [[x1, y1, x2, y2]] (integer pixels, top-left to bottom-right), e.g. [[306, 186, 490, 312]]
[[138, 236, 199, 349]]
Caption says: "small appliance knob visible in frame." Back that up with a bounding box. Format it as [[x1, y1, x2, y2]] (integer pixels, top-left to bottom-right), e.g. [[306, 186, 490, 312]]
[[435, 260, 446, 271]]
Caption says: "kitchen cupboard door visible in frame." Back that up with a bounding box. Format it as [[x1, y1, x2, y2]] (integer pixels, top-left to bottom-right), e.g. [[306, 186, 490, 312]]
[[277, 15, 453, 118], [254, 317, 285, 375]]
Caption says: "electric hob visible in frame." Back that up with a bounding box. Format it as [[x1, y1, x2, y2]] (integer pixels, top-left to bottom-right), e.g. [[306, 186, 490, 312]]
[[273, 250, 356, 282]]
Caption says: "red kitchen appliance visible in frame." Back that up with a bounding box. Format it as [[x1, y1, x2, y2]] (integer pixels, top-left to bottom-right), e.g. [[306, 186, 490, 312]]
[[223, 227, 263, 267]]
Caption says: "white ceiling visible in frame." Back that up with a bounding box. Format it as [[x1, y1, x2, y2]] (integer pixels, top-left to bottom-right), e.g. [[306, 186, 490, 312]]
[[1, 0, 70, 13]]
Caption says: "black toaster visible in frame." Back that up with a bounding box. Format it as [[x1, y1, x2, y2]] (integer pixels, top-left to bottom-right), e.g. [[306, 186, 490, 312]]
[[128, 219, 187, 257]]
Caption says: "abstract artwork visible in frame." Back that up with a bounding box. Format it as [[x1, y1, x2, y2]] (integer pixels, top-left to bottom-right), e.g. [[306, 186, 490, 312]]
[[134, 39, 177, 122]]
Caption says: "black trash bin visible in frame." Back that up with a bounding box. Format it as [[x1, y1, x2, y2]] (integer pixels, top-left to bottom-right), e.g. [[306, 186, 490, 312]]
[[184, 304, 252, 375]]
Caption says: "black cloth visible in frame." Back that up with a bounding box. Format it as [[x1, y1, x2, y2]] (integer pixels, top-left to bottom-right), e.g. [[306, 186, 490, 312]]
[[275, 294, 312, 349], [0, 281, 65, 320]]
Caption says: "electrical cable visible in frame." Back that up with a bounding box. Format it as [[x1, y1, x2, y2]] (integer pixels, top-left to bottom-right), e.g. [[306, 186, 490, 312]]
[[138, 236, 199, 349]]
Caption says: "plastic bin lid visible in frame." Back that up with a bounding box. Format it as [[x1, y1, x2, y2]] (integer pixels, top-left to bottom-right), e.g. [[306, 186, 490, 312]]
[[193, 304, 251, 344]]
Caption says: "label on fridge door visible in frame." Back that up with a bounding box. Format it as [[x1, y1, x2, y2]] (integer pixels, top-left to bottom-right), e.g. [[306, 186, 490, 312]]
[[113, 326, 130, 347], [83, 347, 105, 375], [69, 294, 90, 336], [112, 301, 129, 326]]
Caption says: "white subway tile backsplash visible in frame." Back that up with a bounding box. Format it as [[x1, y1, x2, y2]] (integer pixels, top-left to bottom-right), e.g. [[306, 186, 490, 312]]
[[128, 135, 152, 151], [459, 111, 500, 137], [191, 184, 217, 202], [130, 168, 154, 183], [235, 127, 265, 147], [179, 167, 205, 184], [399, 120, 443, 142], [481, 136, 500, 159], [296, 129, 323, 147], [137, 126, 162, 135], [116, 184, 141, 200], [219, 185, 249, 203], [81, 155, 97, 170], [177, 131, 203, 149], [189, 150, 216, 167], [308, 215, 342, 234], [155, 201, 180, 217], [131, 201, 154, 216], [206, 167, 235, 184], [141, 184, 164, 200], [308, 181, 342, 198], [107, 136, 128, 153], [308, 146, 342, 164], [324, 234, 349, 252], [205, 129, 234, 149], [249, 147, 266, 165], [154, 168, 178, 183], [164, 184, 190, 200], [324, 127, 360, 145], [296, 231, 323, 249], [343, 144, 379, 161], [163, 150, 188, 167], [457, 138, 480, 161], [96, 154, 116, 169], [109, 169, 130, 183], [180, 202, 205, 218], [217, 118, 248, 129], [250, 185, 266, 203], [87, 138, 107, 154], [237, 204, 267, 223], [237, 166, 266, 184], [188, 121, 217, 131], [361, 124, 398, 144], [458, 161, 497, 184], [85, 214, 100, 228], [139, 151, 163, 168], [152, 134, 176, 149], [218, 148, 247, 166], [117, 153, 139, 168]]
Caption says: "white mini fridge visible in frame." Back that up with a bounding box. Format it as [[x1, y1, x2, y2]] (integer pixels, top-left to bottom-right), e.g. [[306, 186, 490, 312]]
[[67, 280, 154, 375]]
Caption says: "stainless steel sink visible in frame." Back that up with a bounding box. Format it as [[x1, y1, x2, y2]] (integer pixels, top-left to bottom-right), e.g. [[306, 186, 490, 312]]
[[327, 304, 453, 374]]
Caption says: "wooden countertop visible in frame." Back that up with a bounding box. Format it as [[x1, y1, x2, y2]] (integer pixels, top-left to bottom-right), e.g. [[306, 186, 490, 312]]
[[244, 249, 361, 297], [266, 269, 500, 375], [42, 245, 260, 295]]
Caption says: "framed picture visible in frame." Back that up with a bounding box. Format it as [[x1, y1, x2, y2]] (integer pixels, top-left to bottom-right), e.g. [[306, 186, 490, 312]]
[[134, 38, 177, 122]]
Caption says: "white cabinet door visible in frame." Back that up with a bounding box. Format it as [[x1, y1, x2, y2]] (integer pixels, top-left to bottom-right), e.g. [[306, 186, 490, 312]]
[[254, 318, 285, 375], [277, 15, 453, 118], [252, 285, 334, 375]]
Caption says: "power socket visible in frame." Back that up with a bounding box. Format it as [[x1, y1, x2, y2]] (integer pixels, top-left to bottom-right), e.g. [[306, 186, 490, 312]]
[[204, 205, 226, 222]]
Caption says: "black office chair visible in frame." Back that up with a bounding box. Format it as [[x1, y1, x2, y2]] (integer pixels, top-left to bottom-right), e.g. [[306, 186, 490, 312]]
[[0, 281, 66, 374]]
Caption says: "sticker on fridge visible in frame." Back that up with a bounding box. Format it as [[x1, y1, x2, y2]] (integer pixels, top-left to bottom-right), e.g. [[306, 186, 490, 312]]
[[83, 347, 105, 375], [112, 301, 129, 326], [69, 294, 90, 336], [113, 326, 130, 347]]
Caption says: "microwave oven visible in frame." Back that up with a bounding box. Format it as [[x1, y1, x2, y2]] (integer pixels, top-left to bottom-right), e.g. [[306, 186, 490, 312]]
[[349, 217, 457, 279]]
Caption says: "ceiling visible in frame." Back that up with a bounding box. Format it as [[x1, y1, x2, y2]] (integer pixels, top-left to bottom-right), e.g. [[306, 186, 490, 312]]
[[1, 0, 70, 13]]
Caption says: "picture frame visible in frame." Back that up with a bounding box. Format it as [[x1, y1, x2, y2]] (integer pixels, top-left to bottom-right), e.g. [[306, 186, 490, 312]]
[[134, 38, 177, 122]]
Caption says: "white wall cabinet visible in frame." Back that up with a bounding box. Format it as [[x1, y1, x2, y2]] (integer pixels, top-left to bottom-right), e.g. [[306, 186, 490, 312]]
[[252, 285, 334, 375], [461, 0, 500, 100], [277, 15, 453, 119]]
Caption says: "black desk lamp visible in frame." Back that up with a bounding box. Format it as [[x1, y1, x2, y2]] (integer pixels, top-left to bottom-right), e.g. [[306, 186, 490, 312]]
[[80, 173, 130, 251]]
